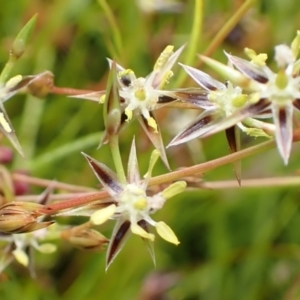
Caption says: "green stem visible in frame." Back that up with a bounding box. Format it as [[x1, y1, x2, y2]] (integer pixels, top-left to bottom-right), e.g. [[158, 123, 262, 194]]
[[97, 0, 122, 60], [196, 0, 255, 69], [174, 0, 203, 87], [109, 135, 126, 184]]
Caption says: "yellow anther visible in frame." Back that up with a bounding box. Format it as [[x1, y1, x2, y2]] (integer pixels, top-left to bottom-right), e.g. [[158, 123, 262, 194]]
[[125, 107, 133, 122], [6, 75, 23, 89], [131, 223, 155, 241], [245, 48, 267, 66], [154, 45, 174, 71], [118, 69, 134, 78], [147, 116, 158, 133], [159, 70, 173, 89], [99, 94, 106, 103], [13, 249, 29, 267], [155, 221, 180, 245]]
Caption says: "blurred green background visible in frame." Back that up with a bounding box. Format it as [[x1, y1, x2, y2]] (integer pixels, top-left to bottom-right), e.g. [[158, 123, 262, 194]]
[[1, 0, 300, 299]]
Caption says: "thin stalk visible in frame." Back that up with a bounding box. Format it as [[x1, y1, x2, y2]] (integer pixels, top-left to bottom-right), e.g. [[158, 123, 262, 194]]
[[150, 139, 275, 186], [200, 177, 300, 189], [41, 128, 300, 214], [12, 173, 96, 192], [50, 85, 96, 96], [174, 0, 203, 87], [97, 0, 122, 60], [196, 0, 255, 70], [109, 135, 126, 184]]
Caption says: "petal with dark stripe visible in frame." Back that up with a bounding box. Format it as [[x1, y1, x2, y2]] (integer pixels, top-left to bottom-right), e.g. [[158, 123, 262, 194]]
[[137, 112, 170, 170], [82, 153, 124, 195], [106, 219, 131, 271], [138, 219, 156, 267], [293, 99, 300, 111], [200, 98, 271, 138], [168, 109, 223, 147], [225, 52, 270, 84], [179, 63, 226, 91], [173, 88, 215, 109], [225, 126, 241, 185], [272, 103, 294, 165]]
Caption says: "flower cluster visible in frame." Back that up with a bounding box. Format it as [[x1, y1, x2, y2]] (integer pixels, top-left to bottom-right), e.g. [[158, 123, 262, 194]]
[[1, 15, 300, 276]]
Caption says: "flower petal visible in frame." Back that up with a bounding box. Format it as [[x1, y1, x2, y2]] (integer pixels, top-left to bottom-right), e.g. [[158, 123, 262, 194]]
[[200, 98, 271, 138], [293, 99, 300, 111], [199, 54, 260, 90], [127, 137, 141, 183], [179, 63, 226, 91], [151, 44, 185, 89], [173, 88, 215, 109], [137, 113, 170, 170], [70, 91, 106, 102], [0, 101, 24, 157], [138, 219, 156, 267], [225, 51, 270, 84], [272, 103, 294, 165], [167, 109, 223, 147], [82, 153, 123, 195], [225, 126, 241, 185], [106, 219, 131, 270]]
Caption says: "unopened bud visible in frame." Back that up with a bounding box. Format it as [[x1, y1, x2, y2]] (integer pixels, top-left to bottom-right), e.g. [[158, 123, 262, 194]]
[[12, 15, 37, 58], [0, 201, 53, 233], [61, 228, 109, 251], [26, 71, 54, 98]]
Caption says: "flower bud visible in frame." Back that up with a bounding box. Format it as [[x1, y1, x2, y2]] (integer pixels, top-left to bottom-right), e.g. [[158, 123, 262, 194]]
[[26, 71, 54, 98], [0, 202, 53, 233], [12, 14, 37, 59], [61, 228, 109, 251]]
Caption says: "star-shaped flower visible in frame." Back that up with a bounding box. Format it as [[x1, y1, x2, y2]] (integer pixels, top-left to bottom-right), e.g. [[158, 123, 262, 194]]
[[189, 31, 300, 164], [0, 71, 54, 157], [83, 139, 186, 270], [75, 45, 185, 168]]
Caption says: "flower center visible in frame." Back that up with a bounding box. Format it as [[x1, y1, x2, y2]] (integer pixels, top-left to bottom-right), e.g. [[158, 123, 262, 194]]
[[120, 184, 148, 212]]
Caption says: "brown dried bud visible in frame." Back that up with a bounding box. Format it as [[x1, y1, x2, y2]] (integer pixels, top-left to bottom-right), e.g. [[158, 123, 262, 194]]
[[26, 71, 54, 98], [0, 201, 53, 233], [61, 227, 108, 252]]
